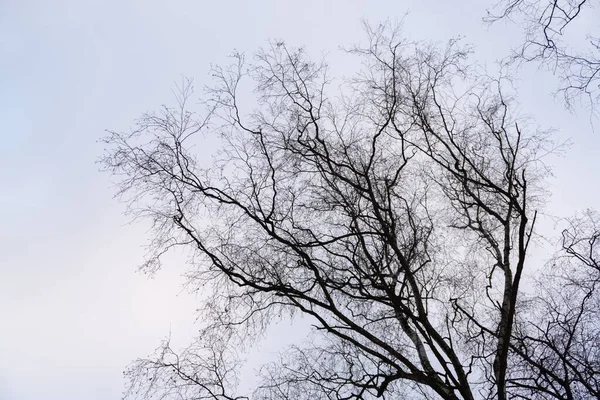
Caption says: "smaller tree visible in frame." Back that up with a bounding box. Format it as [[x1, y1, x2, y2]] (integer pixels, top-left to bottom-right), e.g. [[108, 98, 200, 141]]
[[487, 0, 600, 110], [509, 211, 600, 399]]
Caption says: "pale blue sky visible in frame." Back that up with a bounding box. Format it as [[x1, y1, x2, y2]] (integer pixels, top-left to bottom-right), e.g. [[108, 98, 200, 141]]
[[1, 1, 598, 399]]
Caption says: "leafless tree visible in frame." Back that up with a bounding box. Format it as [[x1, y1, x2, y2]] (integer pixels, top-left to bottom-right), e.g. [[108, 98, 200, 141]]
[[508, 210, 600, 399], [101, 24, 598, 399], [486, 0, 600, 110]]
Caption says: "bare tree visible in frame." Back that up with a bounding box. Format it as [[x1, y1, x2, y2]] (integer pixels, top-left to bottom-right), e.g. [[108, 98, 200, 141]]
[[508, 211, 600, 399], [486, 0, 600, 110], [102, 24, 598, 399]]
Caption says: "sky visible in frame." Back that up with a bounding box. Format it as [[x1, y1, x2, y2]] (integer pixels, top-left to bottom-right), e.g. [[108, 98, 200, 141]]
[[1, 1, 598, 399]]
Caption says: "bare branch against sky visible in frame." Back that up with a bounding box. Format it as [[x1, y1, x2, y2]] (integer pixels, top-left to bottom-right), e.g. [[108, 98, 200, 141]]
[[487, 0, 600, 111], [1, 1, 598, 400]]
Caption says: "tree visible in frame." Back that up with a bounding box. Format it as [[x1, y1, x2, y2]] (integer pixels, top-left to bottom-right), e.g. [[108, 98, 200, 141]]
[[101, 24, 600, 399], [509, 210, 600, 399], [486, 0, 600, 110]]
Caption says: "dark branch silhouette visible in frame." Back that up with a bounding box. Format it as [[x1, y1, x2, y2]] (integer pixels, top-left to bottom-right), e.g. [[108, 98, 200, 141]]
[[486, 0, 600, 111]]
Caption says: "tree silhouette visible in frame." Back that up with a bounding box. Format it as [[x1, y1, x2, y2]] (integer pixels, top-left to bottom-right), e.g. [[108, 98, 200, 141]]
[[102, 24, 599, 399]]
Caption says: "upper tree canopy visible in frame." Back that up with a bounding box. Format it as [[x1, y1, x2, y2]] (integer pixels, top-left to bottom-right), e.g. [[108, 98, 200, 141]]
[[102, 24, 600, 399]]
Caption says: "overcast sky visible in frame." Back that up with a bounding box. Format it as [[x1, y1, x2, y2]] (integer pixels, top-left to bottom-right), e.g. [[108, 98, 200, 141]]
[[1, 1, 598, 399]]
